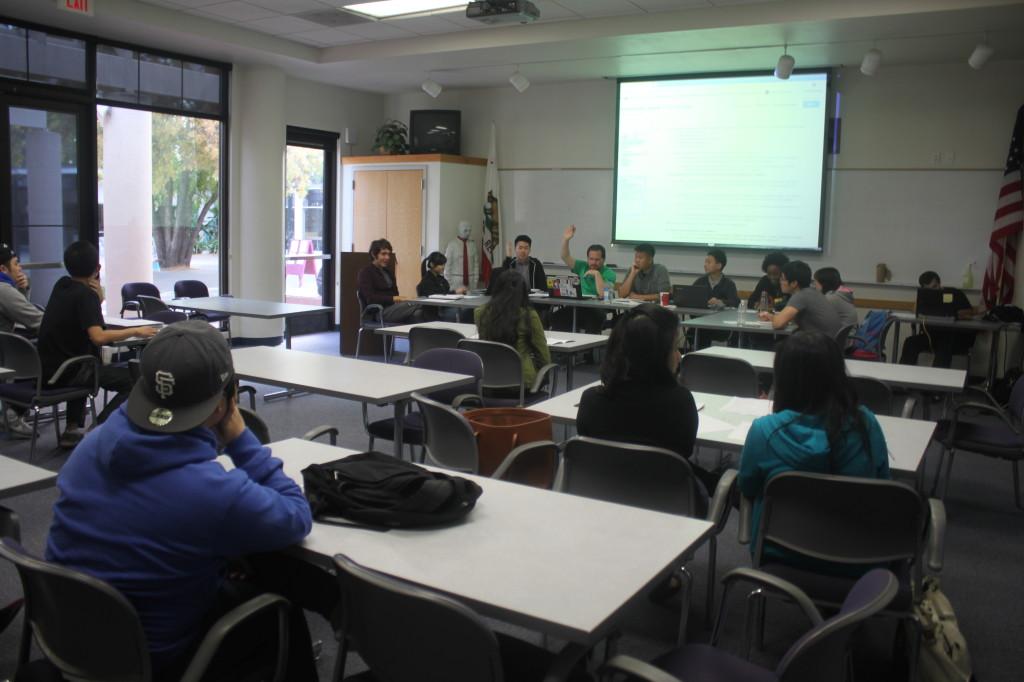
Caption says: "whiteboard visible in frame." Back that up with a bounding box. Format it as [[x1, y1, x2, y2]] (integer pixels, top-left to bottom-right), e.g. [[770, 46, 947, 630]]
[[499, 168, 1001, 286]]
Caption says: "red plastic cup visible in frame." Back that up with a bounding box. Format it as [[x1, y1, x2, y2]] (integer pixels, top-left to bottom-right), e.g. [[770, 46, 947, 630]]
[[660, 292, 670, 306]]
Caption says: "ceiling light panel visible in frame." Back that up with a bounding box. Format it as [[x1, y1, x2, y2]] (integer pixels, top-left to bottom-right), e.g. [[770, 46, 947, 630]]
[[343, 1, 466, 19]]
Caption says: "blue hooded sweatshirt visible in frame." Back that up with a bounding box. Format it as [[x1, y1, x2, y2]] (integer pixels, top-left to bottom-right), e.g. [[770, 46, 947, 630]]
[[738, 406, 891, 570], [45, 406, 313, 666]]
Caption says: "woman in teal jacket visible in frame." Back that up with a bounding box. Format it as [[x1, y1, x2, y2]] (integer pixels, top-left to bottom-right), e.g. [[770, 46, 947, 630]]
[[738, 331, 891, 572]]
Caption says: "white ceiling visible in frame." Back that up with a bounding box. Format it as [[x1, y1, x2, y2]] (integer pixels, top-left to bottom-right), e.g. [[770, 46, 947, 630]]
[[3, 0, 1023, 94]]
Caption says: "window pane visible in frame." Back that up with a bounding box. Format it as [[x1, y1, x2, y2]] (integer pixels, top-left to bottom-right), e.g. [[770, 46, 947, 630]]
[[97, 45, 139, 103], [183, 62, 222, 115], [139, 54, 181, 109], [9, 107, 80, 233], [27, 31, 86, 88], [0, 24, 27, 80]]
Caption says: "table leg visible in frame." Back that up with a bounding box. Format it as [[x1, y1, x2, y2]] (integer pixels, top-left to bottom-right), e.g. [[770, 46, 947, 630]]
[[987, 326, 1002, 388], [566, 354, 575, 390], [393, 399, 407, 460], [285, 317, 292, 349], [572, 307, 578, 333], [891, 319, 902, 364]]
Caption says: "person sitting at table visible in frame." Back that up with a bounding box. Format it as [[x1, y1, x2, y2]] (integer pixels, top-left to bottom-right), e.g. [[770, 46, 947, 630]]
[[357, 238, 421, 324], [577, 303, 717, 511], [499, 234, 548, 292], [0, 242, 43, 439], [617, 243, 670, 302], [692, 248, 740, 308], [417, 251, 463, 321], [46, 321, 327, 681], [814, 266, 858, 329], [738, 331, 890, 573], [758, 260, 842, 338], [748, 251, 790, 310], [475, 269, 551, 395], [38, 241, 159, 448], [551, 224, 616, 334], [899, 270, 977, 368]]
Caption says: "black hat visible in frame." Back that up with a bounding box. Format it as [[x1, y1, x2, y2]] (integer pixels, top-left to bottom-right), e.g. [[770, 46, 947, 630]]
[[0, 243, 15, 265], [126, 320, 233, 433]]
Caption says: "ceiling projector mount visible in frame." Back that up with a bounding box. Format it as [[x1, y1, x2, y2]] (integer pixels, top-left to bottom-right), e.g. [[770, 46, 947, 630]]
[[466, 1, 540, 25]]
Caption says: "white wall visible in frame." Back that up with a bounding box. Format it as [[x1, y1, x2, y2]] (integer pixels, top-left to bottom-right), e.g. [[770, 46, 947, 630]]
[[387, 60, 1023, 304]]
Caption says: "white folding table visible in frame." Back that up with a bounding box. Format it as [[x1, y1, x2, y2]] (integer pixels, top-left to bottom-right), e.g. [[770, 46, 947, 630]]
[[169, 297, 330, 348], [0, 455, 57, 499]]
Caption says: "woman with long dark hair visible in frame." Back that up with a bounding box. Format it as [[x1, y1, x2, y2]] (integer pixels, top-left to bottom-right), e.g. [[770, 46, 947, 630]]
[[738, 331, 890, 567], [474, 269, 550, 390], [577, 304, 716, 506]]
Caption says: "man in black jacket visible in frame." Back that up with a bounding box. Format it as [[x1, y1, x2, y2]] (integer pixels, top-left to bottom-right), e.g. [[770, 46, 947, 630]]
[[357, 239, 421, 323], [493, 234, 547, 292]]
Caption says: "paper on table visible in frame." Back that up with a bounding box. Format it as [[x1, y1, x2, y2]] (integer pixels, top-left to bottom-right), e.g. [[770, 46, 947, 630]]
[[728, 421, 753, 441], [428, 294, 463, 299], [722, 397, 772, 417], [544, 336, 570, 345], [697, 414, 733, 434]]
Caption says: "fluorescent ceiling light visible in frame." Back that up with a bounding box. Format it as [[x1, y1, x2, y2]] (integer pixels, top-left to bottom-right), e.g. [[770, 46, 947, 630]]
[[343, 1, 465, 19]]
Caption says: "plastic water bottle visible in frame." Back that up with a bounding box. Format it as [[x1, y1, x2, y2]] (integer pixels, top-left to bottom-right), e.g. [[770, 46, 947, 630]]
[[603, 284, 612, 302], [759, 291, 770, 313], [737, 299, 747, 325]]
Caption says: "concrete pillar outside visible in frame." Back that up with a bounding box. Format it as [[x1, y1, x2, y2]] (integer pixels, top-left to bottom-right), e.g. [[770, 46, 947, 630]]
[[21, 111, 64, 307]]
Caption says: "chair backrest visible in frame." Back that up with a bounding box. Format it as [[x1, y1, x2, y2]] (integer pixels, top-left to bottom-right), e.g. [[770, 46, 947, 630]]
[[834, 323, 856, 347], [137, 294, 169, 315], [173, 279, 210, 299], [679, 354, 759, 398], [411, 392, 479, 472], [557, 436, 700, 517], [756, 472, 926, 572], [1007, 373, 1024, 420], [0, 505, 20, 543], [409, 327, 465, 364], [778, 568, 898, 681], [457, 339, 524, 401], [413, 348, 483, 404], [240, 407, 271, 445], [120, 282, 160, 315], [0, 537, 151, 682], [334, 553, 503, 682], [0, 332, 42, 385], [850, 377, 893, 416]]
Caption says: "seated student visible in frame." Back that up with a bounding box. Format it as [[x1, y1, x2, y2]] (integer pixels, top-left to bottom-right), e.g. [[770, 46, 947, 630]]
[[617, 243, 670, 301], [357, 238, 421, 324], [46, 321, 325, 680], [759, 260, 842, 338], [552, 224, 616, 334], [474, 269, 551, 393], [692, 248, 740, 308], [500, 234, 548, 291], [738, 331, 890, 573], [748, 251, 790, 310], [0, 243, 43, 438], [417, 252, 463, 321], [899, 270, 977, 368], [577, 304, 716, 510], [814, 266, 858, 329], [38, 241, 159, 448]]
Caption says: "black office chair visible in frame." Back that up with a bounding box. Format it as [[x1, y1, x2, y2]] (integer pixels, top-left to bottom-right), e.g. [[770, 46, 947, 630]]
[[174, 280, 231, 327], [238, 406, 340, 446], [120, 282, 161, 318], [679, 354, 758, 397], [355, 291, 390, 362], [457, 338, 559, 407], [0, 537, 291, 682], [834, 323, 856, 348], [557, 435, 738, 640], [137, 295, 188, 325], [406, 326, 465, 365], [850, 376, 894, 416], [332, 553, 586, 682], [0, 332, 99, 459], [0, 506, 22, 639], [599, 568, 899, 682]]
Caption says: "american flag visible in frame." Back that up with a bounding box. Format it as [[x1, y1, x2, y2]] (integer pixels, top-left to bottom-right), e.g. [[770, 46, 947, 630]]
[[982, 105, 1024, 307]]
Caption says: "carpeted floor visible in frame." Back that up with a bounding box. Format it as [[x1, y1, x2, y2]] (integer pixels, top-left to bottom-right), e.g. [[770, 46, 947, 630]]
[[1, 331, 1021, 681]]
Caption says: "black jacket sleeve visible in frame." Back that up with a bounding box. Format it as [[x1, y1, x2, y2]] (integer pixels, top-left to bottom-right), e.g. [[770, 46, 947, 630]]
[[531, 259, 548, 291]]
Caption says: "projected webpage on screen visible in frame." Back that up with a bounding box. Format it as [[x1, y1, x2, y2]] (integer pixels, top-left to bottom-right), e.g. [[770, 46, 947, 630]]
[[614, 72, 829, 250]]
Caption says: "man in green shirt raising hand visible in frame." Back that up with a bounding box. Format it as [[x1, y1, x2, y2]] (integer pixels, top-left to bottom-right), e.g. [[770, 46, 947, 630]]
[[553, 224, 616, 333]]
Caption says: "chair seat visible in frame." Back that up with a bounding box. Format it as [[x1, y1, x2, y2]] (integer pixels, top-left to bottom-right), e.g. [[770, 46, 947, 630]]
[[653, 643, 778, 682], [0, 382, 92, 408], [935, 419, 1024, 459], [367, 413, 424, 445], [758, 561, 912, 612]]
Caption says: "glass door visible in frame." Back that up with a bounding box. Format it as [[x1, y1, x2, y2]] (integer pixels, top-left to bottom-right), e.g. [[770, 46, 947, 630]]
[[1, 99, 92, 308]]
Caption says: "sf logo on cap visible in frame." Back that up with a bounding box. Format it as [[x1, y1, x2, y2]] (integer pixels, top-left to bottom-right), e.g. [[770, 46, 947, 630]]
[[154, 370, 175, 399]]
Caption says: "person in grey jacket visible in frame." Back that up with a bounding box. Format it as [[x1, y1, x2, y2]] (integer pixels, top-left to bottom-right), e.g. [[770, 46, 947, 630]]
[[814, 266, 858, 329], [0, 243, 43, 437]]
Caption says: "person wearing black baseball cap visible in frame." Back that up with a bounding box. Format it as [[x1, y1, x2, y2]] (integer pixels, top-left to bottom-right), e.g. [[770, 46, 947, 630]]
[[0, 242, 42, 438], [45, 321, 321, 680]]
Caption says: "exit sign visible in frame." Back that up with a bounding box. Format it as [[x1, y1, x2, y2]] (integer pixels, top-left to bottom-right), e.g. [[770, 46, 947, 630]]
[[58, 0, 93, 16]]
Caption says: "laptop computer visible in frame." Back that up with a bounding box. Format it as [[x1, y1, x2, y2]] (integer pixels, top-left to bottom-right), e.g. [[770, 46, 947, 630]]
[[672, 284, 711, 309], [915, 287, 960, 319], [547, 275, 588, 299]]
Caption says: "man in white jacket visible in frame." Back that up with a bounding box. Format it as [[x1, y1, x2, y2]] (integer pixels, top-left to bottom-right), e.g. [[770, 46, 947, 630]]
[[0, 243, 43, 437]]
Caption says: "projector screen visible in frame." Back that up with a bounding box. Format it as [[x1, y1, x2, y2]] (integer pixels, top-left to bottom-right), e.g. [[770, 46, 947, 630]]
[[613, 71, 831, 251]]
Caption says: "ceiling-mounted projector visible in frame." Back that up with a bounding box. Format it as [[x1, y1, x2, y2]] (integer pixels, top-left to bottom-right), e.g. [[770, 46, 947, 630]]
[[466, 1, 539, 25]]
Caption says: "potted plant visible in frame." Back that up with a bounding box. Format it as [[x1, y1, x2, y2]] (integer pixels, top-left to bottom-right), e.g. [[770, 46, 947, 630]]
[[373, 120, 409, 155]]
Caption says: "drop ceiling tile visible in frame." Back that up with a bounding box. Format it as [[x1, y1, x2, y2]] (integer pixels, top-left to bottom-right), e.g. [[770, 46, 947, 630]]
[[243, 15, 326, 34], [246, 0, 329, 13], [551, 0, 644, 17], [531, 1, 580, 20], [137, 0, 188, 8], [385, 14, 468, 35], [708, 0, 778, 5], [337, 21, 419, 39], [629, 0, 710, 10], [290, 28, 368, 45], [153, 0, 230, 8], [198, 2, 278, 22]]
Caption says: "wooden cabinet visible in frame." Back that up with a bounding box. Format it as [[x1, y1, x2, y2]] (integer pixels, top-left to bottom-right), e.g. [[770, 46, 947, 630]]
[[352, 168, 423, 298]]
